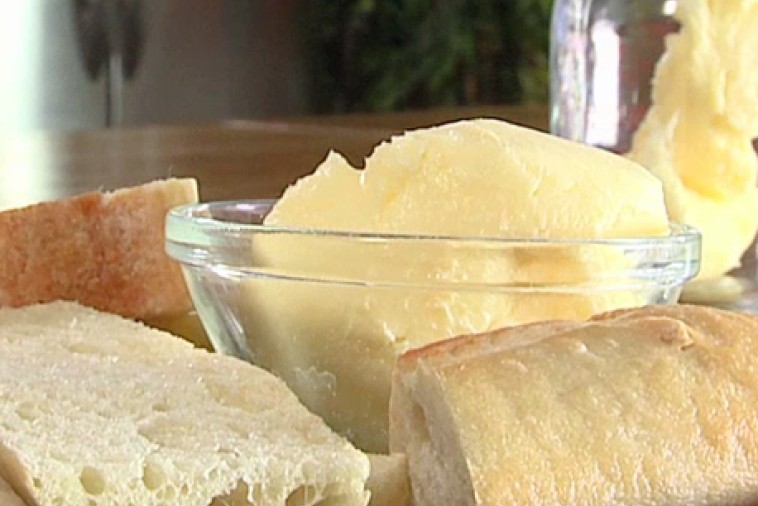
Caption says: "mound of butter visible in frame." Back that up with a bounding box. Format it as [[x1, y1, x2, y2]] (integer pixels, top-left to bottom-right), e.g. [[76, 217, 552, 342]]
[[246, 119, 669, 453], [628, 0, 758, 279]]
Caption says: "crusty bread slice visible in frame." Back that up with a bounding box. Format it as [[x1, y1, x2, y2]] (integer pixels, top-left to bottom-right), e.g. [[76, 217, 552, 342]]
[[0, 474, 26, 506], [390, 305, 758, 506], [0, 302, 369, 506], [0, 178, 197, 320]]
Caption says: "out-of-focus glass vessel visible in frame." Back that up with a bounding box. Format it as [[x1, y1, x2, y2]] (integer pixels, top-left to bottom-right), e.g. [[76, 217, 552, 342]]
[[550, 0, 758, 305], [549, 0, 679, 153]]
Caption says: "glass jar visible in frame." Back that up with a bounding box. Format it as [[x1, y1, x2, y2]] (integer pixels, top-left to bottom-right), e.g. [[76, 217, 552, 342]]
[[549, 0, 679, 153], [550, 0, 758, 305]]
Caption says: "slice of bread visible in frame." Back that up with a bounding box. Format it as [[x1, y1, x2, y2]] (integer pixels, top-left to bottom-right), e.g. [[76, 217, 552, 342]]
[[0, 302, 369, 506], [0, 178, 198, 320], [390, 304, 758, 506]]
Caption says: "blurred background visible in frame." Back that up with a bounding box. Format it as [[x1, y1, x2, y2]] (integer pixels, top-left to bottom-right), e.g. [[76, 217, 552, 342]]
[[0, 0, 551, 132]]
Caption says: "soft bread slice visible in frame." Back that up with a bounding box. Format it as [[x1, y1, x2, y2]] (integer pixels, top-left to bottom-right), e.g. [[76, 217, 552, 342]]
[[390, 304, 758, 506], [0, 178, 197, 320], [0, 475, 26, 506], [0, 302, 369, 506]]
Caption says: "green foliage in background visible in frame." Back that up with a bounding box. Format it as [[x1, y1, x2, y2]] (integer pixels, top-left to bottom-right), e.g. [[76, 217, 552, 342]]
[[305, 0, 552, 113]]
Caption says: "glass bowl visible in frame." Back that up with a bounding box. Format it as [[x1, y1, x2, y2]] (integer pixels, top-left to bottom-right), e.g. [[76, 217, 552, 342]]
[[166, 199, 701, 453]]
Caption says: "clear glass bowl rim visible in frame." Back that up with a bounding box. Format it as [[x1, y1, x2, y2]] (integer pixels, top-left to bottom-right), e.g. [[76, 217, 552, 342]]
[[167, 199, 701, 247], [166, 200, 702, 293]]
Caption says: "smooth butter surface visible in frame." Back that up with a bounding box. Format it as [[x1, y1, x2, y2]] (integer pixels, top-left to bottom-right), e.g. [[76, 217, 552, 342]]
[[268, 120, 668, 238]]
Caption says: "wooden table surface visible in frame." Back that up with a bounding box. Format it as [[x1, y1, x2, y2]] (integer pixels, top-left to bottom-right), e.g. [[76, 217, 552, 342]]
[[2, 103, 755, 309], [0, 104, 548, 209]]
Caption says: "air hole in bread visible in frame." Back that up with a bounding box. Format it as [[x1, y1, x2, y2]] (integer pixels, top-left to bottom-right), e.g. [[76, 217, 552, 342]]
[[65, 341, 101, 355], [410, 399, 431, 444], [204, 382, 253, 414], [50, 449, 69, 462], [248, 483, 264, 503], [15, 402, 40, 422], [158, 485, 177, 501], [152, 400, 169, 413], [285, 485, 320, 506], [309, 494, 346, 506], [210, 480, 251, 505], [79, 466, 106, 496], [141, 460, 166, 491], [180, 483, 190, 496], [207, 468, 221, 482]]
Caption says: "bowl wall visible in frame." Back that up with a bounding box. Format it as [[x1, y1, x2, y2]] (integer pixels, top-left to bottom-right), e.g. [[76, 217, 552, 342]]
[[166, 200, 701, 452]]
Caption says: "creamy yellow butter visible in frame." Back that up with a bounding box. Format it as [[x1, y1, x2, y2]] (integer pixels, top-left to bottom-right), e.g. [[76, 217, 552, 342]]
[[269, 120, 668, 239], [247, 119, 669, 453], [627, 0, 758, 279]]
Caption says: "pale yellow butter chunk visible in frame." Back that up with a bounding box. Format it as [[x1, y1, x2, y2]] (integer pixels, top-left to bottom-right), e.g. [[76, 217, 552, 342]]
[[628, 0, 758, 279], [269, 120, 669, 238], [265, 150, 370, 230], [251, 119, 669, 453], [361, 120, 668, 238]]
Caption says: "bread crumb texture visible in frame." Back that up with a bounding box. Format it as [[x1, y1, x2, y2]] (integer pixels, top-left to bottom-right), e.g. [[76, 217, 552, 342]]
[[0, 302, 369, 506]]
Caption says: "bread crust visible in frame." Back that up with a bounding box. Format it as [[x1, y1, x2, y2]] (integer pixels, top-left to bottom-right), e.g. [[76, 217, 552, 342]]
[[392, 304, 758, 505], [0, 472, 27, 506], [0, 179, 197, 319]]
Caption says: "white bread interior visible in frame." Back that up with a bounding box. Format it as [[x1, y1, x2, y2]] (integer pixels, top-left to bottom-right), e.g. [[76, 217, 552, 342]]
[[0, 178, 198, 320], [390, 304, 758, 505], [0, 302, 369, 506]]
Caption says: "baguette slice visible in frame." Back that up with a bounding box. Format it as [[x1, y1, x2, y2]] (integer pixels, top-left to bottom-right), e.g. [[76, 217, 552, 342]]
[[390, 304, 758, 506], [0, 302, 369, 506], [0, 178, 198, 320]]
